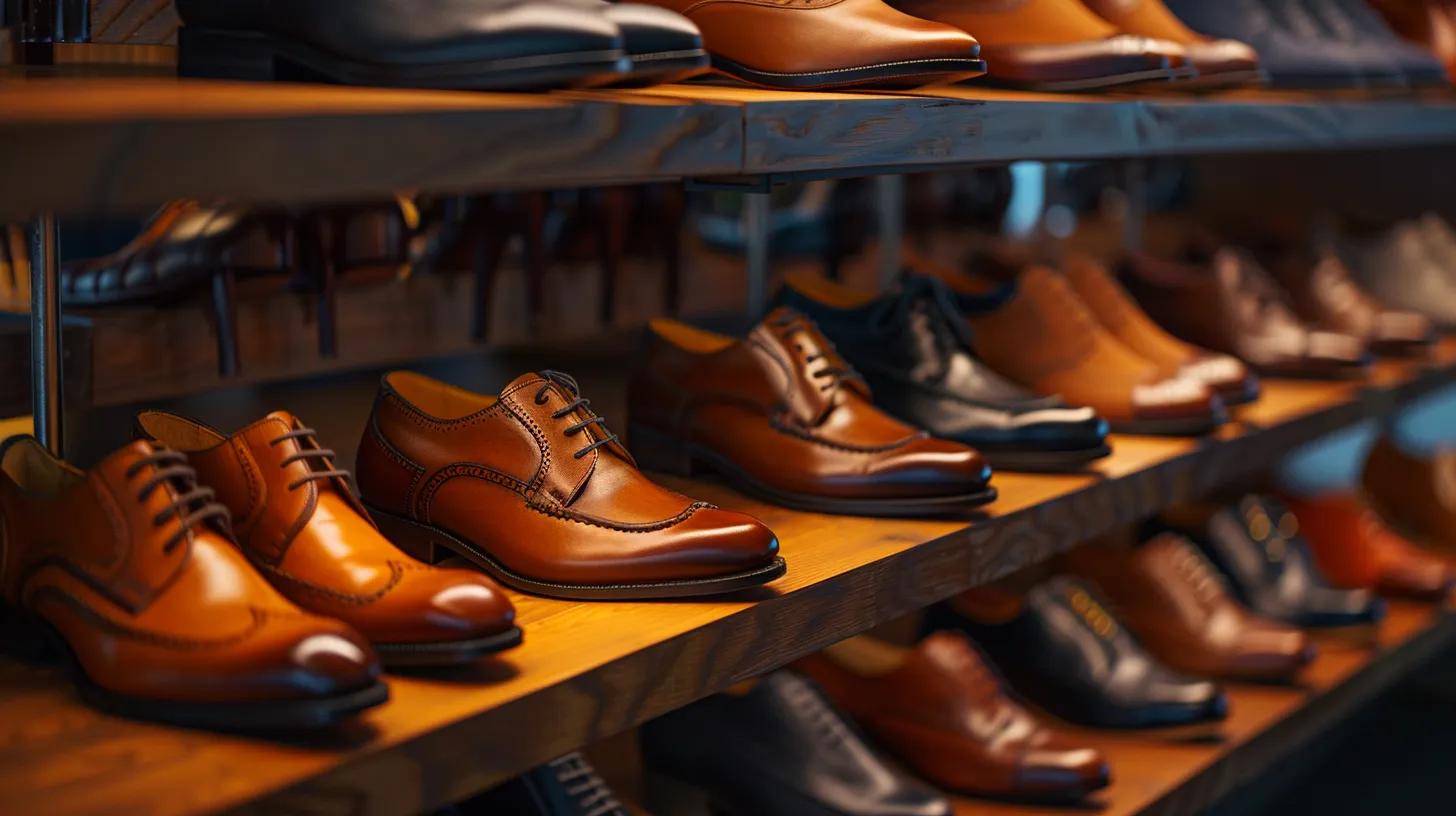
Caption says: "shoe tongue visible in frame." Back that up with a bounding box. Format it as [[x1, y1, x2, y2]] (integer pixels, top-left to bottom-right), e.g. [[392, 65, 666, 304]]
[[263, 409, 299, 428], [503, 371, 548, 396], [753, 308, 868, 425]]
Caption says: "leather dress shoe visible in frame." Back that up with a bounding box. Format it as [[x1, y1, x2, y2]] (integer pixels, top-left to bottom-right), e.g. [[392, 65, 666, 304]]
[[629, 309, 997, 517], [1372, 0, 1456, 83], [641, 671, 951, 816], [1065, 253, 1260, 407], [1283, 493, 1455, 602], [944, 264, 1226, 436], [1363, 436, 1456, 552], [176, 0, 631, 89], [1122, 249, 1372, 379], [639, 0, 986, 89], [356, 370, 784, 599], [1082, 0, 1267, 87], [1417, 213, 1456, 279], [0, 437, 385, 729], [1064, 534, 1315, 681], [774, 272, 1111, 472], [796, 633, 1110, 802], [61, 201, 282, 307], [1265, 248, 1435, 357], [1267, 0, 1406, 87], [1166, 0, 1365, 87], [893, 0, 1189, 90], [136, 410, 522, 667], [927, 577, 1229, 731], [1165, 495, 1385, 629], [455, 752, 628, 816], [1340, 220, 1456, 329], [573, 1, 710, 85], [1315, 0, 1452, 86]]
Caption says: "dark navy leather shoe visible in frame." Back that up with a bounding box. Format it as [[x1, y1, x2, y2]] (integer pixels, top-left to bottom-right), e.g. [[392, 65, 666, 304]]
[[1165, 495, 1386, 630], [927, 577, 1229, 731], [1166, 0, 1364, 87], [773, 273, 1110, 472]]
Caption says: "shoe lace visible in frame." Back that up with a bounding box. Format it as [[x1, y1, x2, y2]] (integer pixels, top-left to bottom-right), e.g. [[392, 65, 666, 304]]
[[547, 753, 626, 816], [124, 448, 232, 553], [784, 674, 857, 751], [269, 427, 351, 491], [534, 370, 620, 460], [771, 310, 863, 395], [872, 275, 980, 375], [1171, 541, 1226, 605]]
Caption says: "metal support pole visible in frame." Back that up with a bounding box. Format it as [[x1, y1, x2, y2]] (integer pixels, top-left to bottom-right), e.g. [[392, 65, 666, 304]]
[[875, 174, 906, 291], [743, 190, 771, 319], [1121, 159, 1148, 254], [29, 212, 62, 454]]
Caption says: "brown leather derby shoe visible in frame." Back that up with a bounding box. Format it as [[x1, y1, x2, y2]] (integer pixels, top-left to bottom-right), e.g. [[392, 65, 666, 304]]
[[1082, 0, 1265, 88], [797, 633, 1110, 802], [1064, 534, 1315, 681], [640, 0, 987, 88], [136, 410, 523, 667], [629, 309, 996, 517], [356, 370, 784, 600], [0, 437, 385, 729]]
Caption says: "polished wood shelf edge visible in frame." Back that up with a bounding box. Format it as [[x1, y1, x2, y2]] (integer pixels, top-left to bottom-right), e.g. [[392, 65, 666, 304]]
[[957, 601, 1456, 816], [1, 343, 1453, 816]]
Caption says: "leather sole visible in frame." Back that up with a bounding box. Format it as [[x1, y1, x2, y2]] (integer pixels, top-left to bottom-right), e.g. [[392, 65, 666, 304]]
[[583, 50, 711, 88], [978, 443, 1112, 473], [629, 423, 997, 518], [179, 26, 631, 91], [0, 604, 388, 730], [708, 55, 987, 90], [365, 504, 788, 600], [374, 626, 525, 668], [987, 66, 1180, 92], [1174, 68, 1269, 91]]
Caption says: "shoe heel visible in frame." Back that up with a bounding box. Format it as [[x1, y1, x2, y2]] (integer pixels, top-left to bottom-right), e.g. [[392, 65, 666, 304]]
[[642, 770, 735, 815], [627, 422, 697, 477], [0, 603, 58, 665], [367, 505, 454, 566], [178, 26, 280, 81]]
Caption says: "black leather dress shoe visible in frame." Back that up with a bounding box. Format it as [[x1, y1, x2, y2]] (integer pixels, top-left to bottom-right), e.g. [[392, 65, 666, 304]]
[[926, 577, 1229, 731], [641, 671, 951, 816], [579, 1, 710, 85], [175, 0, 630, 90], [774, 273, 1111, 472], [451, 752, 627, 816], [1167, 495, 1385, 630]]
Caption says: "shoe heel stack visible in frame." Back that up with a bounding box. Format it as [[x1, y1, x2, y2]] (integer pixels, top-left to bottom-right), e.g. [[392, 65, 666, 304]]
[[366, 505, 454, 566], [625, 423, 698, 477], [178, 27, 281, 81]]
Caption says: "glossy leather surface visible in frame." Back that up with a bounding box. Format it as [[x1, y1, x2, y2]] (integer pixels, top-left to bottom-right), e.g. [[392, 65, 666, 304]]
[[642, 671, 951, 816], [1081, 0, 1264, 83], [1284, 493, 1454, 601], [136, 411, 518, 648], [773, 272, 1110, 461], [1266, 248, 1435, 355], [0, 437, 379, 704], [1064, 253, 1259, 405], [942, 264, 1222, 430], [1340, 220, 1456, 328], [176, 0, 624, 66], [639, 0, 984, 88], [796, 633, 1110, 801], [1169, 495, 1385, 628], [357, 370, 781, 590], [1122, 250, 1371, 378], [1363, 436, 1456, 552], [895, 0, 1182, 87], [458, 752, 628, 816], [1064, 534, 1314, 680], [1166, 0, 1365, 87], [927, 577, 1228, 729], [1317, 0, 1451, 86], [629, 309, 994, 507]]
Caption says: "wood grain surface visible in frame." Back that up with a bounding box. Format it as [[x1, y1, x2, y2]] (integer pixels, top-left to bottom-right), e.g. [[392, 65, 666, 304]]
[[1, 340, 1454, 816], [91, 0, 179, 45], [957, 599, 1456, 816]]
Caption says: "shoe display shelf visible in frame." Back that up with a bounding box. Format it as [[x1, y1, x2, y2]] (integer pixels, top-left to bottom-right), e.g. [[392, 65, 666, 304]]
[[6, 74, 1456, 816]]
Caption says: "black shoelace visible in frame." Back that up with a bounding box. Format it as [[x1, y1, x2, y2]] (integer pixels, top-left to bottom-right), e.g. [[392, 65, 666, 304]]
[[269, 427, 351, 490], [124, 448, 231, 553], [772, 311, 862, 394], [535, 370, 620, 460], [547, 753, 625, 816], [872, 275, 982, 370]]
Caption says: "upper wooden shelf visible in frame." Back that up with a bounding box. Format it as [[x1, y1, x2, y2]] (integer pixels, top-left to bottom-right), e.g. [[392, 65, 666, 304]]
[[2, 78, 1456, 219], [3, 339, 1455, 816]]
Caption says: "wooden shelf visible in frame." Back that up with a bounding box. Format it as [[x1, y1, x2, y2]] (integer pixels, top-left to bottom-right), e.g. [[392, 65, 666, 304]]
[[2, 339, 1454, 816], [958, 600, 1456, 816], [2, 78, 1456, 220]]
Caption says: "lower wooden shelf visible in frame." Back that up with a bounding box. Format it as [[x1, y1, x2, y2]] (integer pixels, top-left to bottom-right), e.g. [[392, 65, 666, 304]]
[[958, 600, 1456, 816], [1, 340, 1454, 816]]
